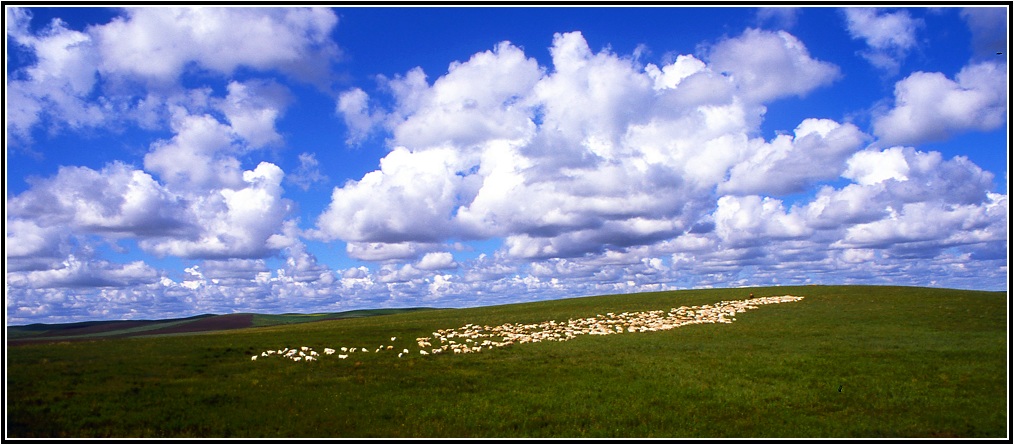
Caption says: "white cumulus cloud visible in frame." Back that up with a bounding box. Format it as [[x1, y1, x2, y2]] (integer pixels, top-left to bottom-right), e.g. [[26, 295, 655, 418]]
[[6, 7, 339, 142], [843, 7, 922, 73], [317, 30, 843, 263], [872, 61, 1008, 145], [707, 28, 840, 103]]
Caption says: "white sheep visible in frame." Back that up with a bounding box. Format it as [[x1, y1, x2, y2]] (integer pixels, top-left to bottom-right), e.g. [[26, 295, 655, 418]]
[[249, 296, 804, 366]]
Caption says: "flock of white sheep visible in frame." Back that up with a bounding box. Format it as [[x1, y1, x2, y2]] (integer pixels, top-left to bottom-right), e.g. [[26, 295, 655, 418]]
[[251, 295, 805, 363]]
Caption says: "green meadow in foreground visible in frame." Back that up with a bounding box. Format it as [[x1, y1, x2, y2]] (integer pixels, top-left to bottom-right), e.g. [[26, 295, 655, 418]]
[[5, 285, 1008, 438]]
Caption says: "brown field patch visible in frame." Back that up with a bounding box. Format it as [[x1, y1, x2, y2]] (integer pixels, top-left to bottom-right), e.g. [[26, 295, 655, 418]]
[[134, 313, 255, 336]]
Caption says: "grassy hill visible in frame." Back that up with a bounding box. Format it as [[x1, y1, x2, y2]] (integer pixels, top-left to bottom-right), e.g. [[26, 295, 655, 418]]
[[5, 285, 1008, 438], [7, 307, 437, 343]]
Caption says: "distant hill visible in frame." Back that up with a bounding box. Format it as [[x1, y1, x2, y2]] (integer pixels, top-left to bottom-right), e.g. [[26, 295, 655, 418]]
[[6, 307, 439, 344]]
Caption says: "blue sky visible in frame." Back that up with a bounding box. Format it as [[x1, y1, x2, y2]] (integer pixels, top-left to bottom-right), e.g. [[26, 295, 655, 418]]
[[5, 5, 1009, 324]]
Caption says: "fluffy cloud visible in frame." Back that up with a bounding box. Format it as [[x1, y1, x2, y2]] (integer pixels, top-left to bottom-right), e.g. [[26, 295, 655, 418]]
[[4, 17, 521, 322], [344, 241, 445, 262], [390, 41, 542, 150], [7, 159, 293, 263], [7, 162, 189, 238], [140, 162, 292, 259], [828, 147, 1005, 252], [6, 7, 338, 141], [872, 61, 1008, 145], [310, 28, 1005, 304], [713, 195, 811, 248], [816, 147, 998, 222], [843, 7, 922, 73], [6, 255, 159, 289], [720, 119, 867, 195], [6, 10, 105, 138], [315, 146, 472, 245], [416, 252, 459, 271], [6, 8, 341, 315], [216, 80, 291, 148], [92, 7, 339, 84], [6, 249, 344, 325], [286, 152, 329, 191], [143, 110, 245, 191], [842, 146, 912, 185], [5, 219, 64, 263], [834, 196, 1007, 250], [320, 30, 843, 262], [336, 88, 385, 144], [756, 7, 800, 29], [707, 29, 840, 103], [7, 100, 298, 296], [7, 14, 1007, 324]]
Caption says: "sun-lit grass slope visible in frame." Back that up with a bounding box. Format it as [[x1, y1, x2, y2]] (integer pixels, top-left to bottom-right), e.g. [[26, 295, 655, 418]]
[[6, 285, 1007, 438], [250, 307, 437, 328]]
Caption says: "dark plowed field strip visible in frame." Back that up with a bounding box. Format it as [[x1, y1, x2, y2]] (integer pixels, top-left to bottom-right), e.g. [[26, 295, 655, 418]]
[[133, 314, 255, 336], [34, 320, 159, 337], [7, 314, 253, 345]]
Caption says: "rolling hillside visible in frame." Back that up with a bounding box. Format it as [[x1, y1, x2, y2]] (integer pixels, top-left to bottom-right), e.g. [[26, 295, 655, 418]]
[[6, 308, 438, 344], [5, 285, 1008, 438]]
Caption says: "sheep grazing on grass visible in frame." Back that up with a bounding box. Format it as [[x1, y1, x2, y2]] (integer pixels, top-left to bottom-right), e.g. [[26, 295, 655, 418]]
[[250, 296, 804, 365]]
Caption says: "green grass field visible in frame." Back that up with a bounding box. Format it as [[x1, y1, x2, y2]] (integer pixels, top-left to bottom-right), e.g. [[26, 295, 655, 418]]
[[5, 285, 1008, 438]]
